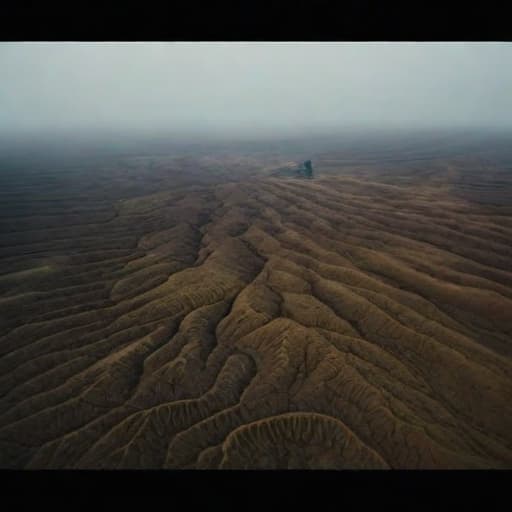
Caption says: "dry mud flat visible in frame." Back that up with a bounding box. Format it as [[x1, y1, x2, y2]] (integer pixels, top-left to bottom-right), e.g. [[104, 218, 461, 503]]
[[0, 149, 511, 469]]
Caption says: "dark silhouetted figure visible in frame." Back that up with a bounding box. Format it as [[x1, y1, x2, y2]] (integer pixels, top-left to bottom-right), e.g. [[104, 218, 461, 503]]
[[303, 160, 313, 179]]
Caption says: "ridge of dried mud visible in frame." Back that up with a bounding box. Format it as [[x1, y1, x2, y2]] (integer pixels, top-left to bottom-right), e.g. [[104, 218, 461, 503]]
[[1, 149, 511, 469]]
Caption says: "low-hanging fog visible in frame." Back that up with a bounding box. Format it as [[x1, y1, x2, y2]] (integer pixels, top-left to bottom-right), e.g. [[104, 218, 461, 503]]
[[1, 42, 512, 141]]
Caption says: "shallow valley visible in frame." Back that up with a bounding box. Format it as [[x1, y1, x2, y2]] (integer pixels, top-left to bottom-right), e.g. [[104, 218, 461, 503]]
[[1, 132, 511, 468]]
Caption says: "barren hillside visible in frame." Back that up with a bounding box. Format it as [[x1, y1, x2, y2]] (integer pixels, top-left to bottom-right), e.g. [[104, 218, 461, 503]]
[[1, 136, 511, 468]]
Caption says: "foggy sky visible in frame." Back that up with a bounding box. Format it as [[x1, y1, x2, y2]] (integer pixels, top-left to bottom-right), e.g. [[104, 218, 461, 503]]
[[1, 42, 511, 138]]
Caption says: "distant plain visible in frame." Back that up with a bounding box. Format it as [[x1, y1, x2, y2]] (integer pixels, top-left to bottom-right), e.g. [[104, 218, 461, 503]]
[[1, 130, 511, 468]]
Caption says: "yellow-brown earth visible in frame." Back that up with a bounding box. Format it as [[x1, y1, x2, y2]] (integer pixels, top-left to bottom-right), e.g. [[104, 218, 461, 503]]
[[1, 136, 511, 468]]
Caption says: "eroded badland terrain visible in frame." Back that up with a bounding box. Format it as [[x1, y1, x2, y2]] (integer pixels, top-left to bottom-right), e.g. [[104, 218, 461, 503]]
[[1, 133, 512, 469]]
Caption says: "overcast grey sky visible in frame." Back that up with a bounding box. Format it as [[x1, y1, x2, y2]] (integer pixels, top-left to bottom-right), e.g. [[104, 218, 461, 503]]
[[1, 42, 511, 137]]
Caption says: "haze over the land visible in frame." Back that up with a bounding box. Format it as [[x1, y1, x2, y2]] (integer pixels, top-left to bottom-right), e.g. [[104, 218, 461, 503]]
[[1, 42, 512, 139], [1, 43, 512, 469]]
